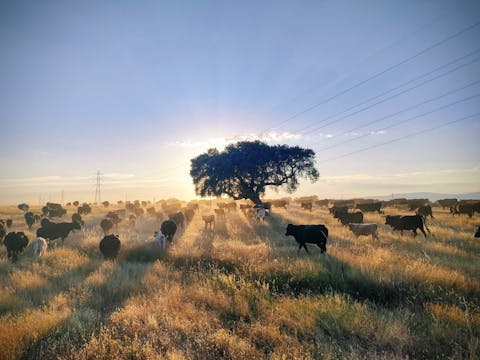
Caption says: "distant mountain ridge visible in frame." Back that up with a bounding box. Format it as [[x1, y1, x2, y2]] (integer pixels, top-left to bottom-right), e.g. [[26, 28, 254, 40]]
[[369, 192, 480, 202]]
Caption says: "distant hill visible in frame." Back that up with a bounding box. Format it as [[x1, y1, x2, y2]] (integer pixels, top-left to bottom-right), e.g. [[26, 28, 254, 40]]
[[369, 192, 480, 202]]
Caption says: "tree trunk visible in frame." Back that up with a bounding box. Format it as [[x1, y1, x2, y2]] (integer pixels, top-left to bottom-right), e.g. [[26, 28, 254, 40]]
[[249, 193, 262, 205]]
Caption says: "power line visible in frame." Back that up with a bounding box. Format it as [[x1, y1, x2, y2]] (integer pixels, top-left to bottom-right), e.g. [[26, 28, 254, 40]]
[[307, 79, 480, 147], [313, 92, 480, 152], [266, 7, 451, 116], [317, 112, 479, 164], [303, 57, 480, 134], [258, 19, 480, 134], [294, 48, 480, 134]]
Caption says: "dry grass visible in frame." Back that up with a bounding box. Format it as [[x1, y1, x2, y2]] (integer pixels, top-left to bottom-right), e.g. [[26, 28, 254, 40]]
[[0, 202, 479, 359]]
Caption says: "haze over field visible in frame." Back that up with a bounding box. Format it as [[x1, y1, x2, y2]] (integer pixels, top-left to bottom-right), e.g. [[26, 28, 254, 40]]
[[1, 1, 479, 204]]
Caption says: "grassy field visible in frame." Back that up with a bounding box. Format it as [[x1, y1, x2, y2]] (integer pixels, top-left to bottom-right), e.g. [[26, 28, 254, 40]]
[[0, 201, 479, 359]]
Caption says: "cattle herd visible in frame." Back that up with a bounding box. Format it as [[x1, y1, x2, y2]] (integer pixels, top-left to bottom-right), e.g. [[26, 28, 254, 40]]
[[0, 197, 479, 263]]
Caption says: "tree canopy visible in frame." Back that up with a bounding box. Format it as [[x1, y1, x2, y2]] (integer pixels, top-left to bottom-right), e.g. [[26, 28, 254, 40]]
[[190, 141, 319, 204]]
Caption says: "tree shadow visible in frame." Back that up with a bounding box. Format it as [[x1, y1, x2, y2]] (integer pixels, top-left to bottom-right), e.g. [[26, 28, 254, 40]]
[[1, 257, 101, 316], [19, 247, 156, 359], [192, 228, 215, 254], [213, 217, 230, 239]]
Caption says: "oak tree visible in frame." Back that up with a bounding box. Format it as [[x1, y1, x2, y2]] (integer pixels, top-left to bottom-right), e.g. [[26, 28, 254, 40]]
[[190, 141, 319, 204]]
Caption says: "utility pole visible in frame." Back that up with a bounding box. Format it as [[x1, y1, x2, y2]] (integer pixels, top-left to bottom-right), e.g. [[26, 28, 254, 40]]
[[94, 170, 102, 203]]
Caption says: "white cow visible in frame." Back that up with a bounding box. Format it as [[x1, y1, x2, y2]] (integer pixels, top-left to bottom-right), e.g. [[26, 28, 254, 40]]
[[32, 237, 48, 257], [256, 207, 266, 221], [348, 223, 378, 240], [153, 232, 167, 250]]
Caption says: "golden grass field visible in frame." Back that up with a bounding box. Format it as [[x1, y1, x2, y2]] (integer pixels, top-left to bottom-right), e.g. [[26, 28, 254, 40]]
[[0, 201, 479, 359]]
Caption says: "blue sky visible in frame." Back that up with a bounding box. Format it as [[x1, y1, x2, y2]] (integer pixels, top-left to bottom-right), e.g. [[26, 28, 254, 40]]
[[1, 0, 479, 204]]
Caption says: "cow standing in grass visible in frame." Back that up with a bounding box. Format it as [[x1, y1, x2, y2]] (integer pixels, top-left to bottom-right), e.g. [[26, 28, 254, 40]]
[[416, 205, 433, 219], [100, 234, 121, 260], [24, 212, 36, 230], [285, 224, 328, 254], [37, 221, 81, 243], [202, 215, 215, 230], [301, 202, 313, 212], [348, 223, 379, 240], [355, 202, 383, 214], [161, 220, 177, 244], [334, 211, 364, 226], [4, 232, 29, 262], [169, 212, 185, 228], [256, 206, 267, 221], [385, 215, 429, 237], [100, 219, 114, 235], [153, 232, 167, 250], [32, 237, 48, 257]]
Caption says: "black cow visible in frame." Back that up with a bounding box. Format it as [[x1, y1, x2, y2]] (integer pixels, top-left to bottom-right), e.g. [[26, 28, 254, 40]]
[[106, 212, 122, 225], [24, 212, 36, 229], [100, 219, 114, 235], [3, 232, 29, 262], [407, 199, 429, 211], [451, 202, 480, 218], [301, 202, 313, 212], [285, 224, 328, 254], [100, 234, 121, 260], [6, 219, 12, 229], [36, 221, 81, 243], [355, 202, 382, 214], [43, 202, 67, 218], [475, 226, 480, 238], [416, 205, 433, 219], [78, 203, 92, 215], [329, 206, 348, 215], [334, 211, 364, 226], [161, 220, 177, 243], [17, 203, 29, 212], [438, 198, 458, 209], [72, 213, 84, 227], [385, 215, 429, 237]]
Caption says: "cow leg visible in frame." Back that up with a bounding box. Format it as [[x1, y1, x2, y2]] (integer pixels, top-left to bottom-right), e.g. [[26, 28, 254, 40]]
[[413, 229, 417, 237], [316, 243, 326, 254], [297, 244, 302, 253], [420, 226, 427, 238], [303, 244, 310, 254]]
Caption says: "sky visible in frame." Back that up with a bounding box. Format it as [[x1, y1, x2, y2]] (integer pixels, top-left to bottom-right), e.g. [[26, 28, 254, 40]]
[[1, 0, 479, 204]]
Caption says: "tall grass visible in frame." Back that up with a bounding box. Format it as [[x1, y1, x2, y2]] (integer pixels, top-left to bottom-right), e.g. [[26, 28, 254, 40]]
[[0, 202, 478, 359]]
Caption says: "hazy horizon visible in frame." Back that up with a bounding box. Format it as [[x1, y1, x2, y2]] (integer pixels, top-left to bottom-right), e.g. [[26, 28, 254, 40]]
[[1, 1, 479, 204]]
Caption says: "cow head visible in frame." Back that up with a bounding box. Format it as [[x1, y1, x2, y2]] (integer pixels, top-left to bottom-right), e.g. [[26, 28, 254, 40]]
[[285, 224, 294, 236], [17, 232, 29, 251]]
